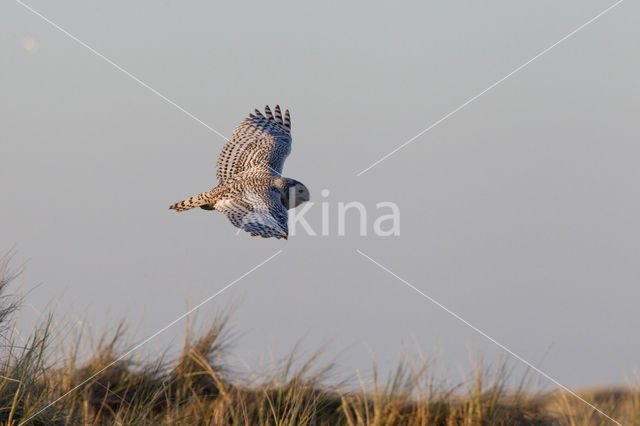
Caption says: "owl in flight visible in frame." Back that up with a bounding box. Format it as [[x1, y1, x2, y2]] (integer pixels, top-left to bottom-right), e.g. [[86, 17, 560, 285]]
[[170, 106, 310, 239]]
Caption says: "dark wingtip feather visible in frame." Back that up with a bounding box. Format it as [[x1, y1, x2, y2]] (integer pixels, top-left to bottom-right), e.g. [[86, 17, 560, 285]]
[[264, 105, 274, 119], [284, 109, 291, 129], [274, 105, 283, 124]]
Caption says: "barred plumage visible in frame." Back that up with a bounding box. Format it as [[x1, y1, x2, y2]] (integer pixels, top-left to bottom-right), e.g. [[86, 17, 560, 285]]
[[169, 106, 310, 239]]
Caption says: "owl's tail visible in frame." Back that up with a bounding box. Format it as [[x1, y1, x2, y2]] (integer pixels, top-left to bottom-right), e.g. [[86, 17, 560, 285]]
[[169, 190, 216, 212]]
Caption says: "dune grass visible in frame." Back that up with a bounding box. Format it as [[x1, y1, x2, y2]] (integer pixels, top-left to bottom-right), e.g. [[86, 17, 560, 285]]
[[0, 258, 638, 425]]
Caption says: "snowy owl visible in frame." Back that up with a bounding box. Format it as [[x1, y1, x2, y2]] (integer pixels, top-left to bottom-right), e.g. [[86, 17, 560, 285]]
[[169, 105, 310, 239]]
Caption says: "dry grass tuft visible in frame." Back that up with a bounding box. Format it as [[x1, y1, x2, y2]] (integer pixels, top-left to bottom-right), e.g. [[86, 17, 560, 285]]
[[0, 259, 637, 425]]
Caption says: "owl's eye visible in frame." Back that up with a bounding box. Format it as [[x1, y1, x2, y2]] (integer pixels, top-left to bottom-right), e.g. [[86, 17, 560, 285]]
[[298, 189, 304, 193]]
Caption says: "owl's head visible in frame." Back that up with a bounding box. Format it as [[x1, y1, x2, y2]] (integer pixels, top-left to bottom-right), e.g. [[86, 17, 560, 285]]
[[282, 179, 310, 209]]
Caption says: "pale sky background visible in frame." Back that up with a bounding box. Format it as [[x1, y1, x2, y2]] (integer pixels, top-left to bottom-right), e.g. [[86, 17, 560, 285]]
[[1, 0, 639, 390]]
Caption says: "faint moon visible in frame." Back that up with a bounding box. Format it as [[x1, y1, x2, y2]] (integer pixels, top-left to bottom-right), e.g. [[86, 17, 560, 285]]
[[21, 36, 39, 53]]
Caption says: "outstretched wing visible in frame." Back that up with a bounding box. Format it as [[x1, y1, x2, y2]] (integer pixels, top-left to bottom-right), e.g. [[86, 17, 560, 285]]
[[216, 105, 292, 183], [215, 187, 289, 239]]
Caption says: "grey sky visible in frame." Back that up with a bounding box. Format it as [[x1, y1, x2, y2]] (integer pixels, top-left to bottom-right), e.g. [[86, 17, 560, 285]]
[[1, 0, 639, 390]]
